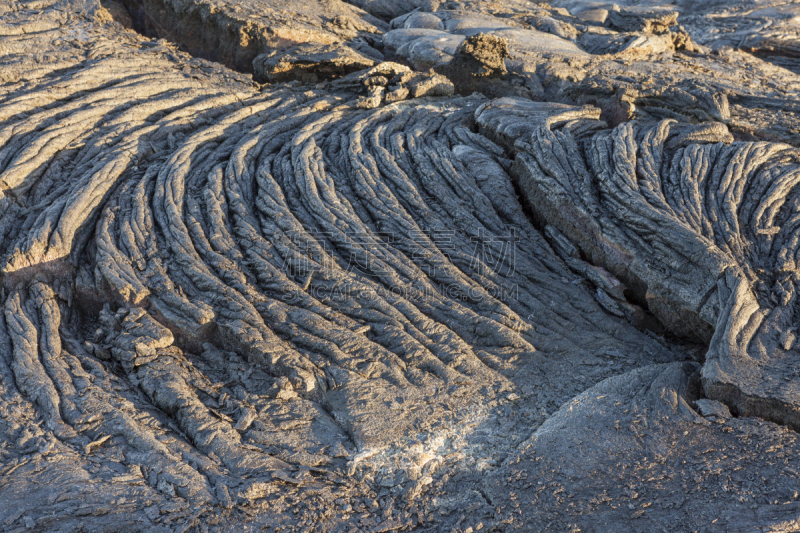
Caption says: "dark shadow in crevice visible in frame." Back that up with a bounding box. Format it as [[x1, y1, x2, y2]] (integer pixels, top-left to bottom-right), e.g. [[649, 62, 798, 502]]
[[99, 0, 258, 74], [748, 50, 800, 76]]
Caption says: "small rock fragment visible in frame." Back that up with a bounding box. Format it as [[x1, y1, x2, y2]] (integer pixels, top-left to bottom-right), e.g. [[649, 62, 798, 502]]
[[84, 435, 111, 454], [695, 399, 732, 420]]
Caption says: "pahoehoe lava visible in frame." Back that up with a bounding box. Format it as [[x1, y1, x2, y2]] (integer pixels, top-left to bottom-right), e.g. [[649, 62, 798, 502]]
[[3, 0, 800, 531]]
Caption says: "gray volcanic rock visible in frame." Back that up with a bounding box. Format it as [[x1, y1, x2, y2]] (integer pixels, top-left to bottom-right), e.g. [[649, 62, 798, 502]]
[[344, 0, 430, 21], [606, 5, 679, 33], [118, 0, 386, 72], [383, 27, 465, 69], [253, 43, 377, 83], [444, 32, 510, 78], [0, 1, 682, 530], [384, 8, 588, 71], [4, 0, 800, 531], [477, 94, 800, 431], [483, 362, 800, 532], [434, 33, 535, 99], [552, 0, 800, 71]]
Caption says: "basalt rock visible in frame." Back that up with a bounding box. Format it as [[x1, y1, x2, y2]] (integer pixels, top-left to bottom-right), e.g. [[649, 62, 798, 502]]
[[478, 94, 800, 430], [484, 363, 800, 532], [552, 0, 800, 72], [434, 33, 516, 98], [253, 43, 378, 83], [117, 0, 386, 73], [3, 0, 800, 531]]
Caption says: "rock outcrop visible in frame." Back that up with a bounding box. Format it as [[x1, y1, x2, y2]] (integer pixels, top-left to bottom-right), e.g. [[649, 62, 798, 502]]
[[2, 0, 800, 531], [477, 96, 800, 431], [118, 0, 386, 72]]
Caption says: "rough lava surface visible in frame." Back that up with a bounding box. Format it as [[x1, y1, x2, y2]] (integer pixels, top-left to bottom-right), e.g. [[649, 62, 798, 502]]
[[2, 0, 800, 531]]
